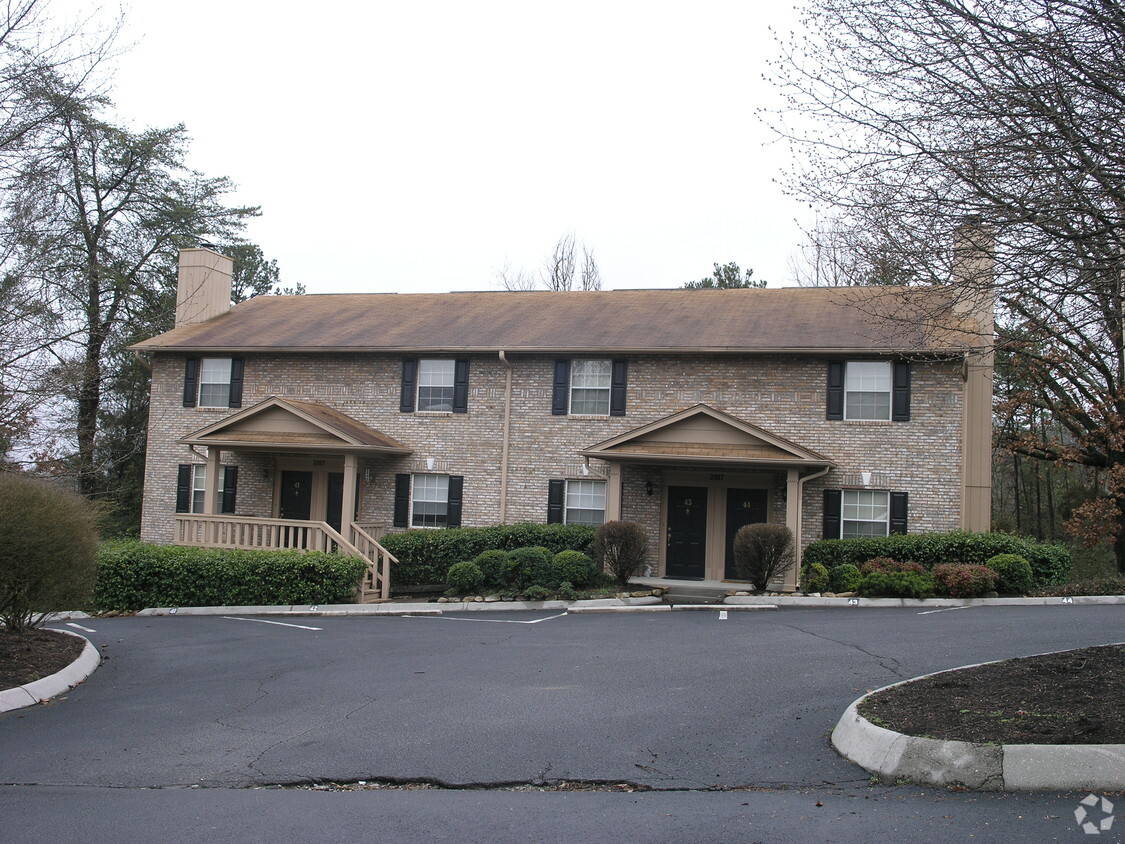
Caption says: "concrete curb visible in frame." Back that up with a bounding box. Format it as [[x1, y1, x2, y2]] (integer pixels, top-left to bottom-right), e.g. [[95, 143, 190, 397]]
[[135, 595, 665, 617], [831, 644, 1125, 791], [725, 594, 1125, 608], [0, 630, 101, 713]]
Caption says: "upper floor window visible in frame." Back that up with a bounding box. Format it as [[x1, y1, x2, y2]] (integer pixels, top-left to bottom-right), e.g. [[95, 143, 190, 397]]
[[400, 358, 469, 413], [552, 358, 628, 416], [826, 360, 909, 422], [183, 357, 244, 409]]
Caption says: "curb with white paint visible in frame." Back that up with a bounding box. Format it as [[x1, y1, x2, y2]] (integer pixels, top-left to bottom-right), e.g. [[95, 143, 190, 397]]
[[831, 644, 1125, 791], [724, 594, 1125, 608], [0, 630, 101, 713]]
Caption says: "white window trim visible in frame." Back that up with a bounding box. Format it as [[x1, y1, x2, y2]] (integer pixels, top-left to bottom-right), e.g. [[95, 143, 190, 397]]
[[198, 357, 233, 409], [189, 464, 226, 514], [569, 359, 612, 416], [564, 478, 607, 526], [841, 489, 890, 539], [844, 361, 892, 422], [416, 359, 456, 413], [410, 472, 450, 528]]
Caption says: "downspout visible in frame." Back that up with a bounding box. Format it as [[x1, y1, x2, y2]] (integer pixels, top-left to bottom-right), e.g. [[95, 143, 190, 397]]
[[794, 465, 832, 569], [498, 350, 513, 523]]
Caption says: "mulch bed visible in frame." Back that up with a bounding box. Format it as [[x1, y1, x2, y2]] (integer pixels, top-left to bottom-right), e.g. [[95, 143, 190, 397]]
[[860, 644, 1125, 745], [0, 629, 85, 689]]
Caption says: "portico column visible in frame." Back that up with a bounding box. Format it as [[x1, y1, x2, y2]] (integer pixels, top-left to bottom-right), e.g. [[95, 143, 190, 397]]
[[342, 453, 358, 539], [204, 447, 222, 515], [784, 468, 801, 591], [605, 463, 623, 521]]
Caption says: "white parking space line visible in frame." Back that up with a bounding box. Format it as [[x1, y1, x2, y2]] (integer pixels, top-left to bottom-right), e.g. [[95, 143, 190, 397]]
[[403, 612, 569, 625], [917, 606, 973, 616], [65, 622, 96, 633], [221, 616, 322, 630]]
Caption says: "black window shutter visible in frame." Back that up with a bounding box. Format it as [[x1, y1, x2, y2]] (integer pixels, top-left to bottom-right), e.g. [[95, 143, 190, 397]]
[[393, 473, 410, 527], [826, 362, 844, 420], [228, 358, 245, 408], [610, 359, 628, 416], [823, 489, 842, 539], [892, 360, 911, 422], [176, 464, 192, 513], [447, 475, 464, 528], [453, 358, 470, 414], [399, 360, 417, 413], [547, 479, 565, 524], [889, 491, 909, 534], [183, 358, 199, 408], [221, 466, 239, 514], [551, 360, 570, 415]]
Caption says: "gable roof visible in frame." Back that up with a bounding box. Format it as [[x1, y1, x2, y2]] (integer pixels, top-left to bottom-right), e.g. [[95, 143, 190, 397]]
[[581, 404, 834, 468], [131, 286, 983, 355], [179, 396, 412, 454]]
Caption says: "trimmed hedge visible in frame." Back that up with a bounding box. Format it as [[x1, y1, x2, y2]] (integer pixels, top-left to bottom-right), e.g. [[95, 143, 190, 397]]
[[95, 541, 367, 611], [801, 531, 1070, 586], [931, 563, 999, 598], [381, 523, 596, 587]]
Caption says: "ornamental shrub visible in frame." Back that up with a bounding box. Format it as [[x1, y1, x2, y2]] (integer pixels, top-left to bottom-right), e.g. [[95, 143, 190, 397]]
[[800, 562, 830, 593], [856, 571, 934, 599], [552, 550, 595, 589], [800, 531, 1070, 585], [380, 522, 596, 587], [446, 561, 484, 594], [523, 585, 550, 601], [931, 563, 999, 598], [1031, 576, 1125, 597], [830, 563, 862, 593], [985, 554, 1034, 595], [94, 541, 366, 611], [860, 557, 927, 577], [472, 549, 511, 590], [507, 546, 555, 589], [733, 523, 795, 591], [0, 473, 102, 633], [593, 520, 649, 588]]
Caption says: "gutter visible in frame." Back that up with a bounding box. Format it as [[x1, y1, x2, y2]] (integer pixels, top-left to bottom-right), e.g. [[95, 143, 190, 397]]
[[795, 465, 832, 569], [498, 350, 513, 523]]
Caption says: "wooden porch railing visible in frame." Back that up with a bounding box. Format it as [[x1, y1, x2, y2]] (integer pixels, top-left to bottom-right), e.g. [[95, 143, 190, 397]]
[[174, 515, 395, 602]]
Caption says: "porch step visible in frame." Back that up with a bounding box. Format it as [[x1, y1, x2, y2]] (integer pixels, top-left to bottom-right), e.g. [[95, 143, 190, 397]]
[[629, 578, 732, 605]]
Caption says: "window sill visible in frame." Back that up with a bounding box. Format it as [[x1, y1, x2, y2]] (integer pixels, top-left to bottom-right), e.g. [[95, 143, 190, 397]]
[[841, 419, 893, 425], [414, 411, 454, 417]]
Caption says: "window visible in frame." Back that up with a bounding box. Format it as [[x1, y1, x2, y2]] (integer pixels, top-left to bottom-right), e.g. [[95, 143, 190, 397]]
[[826, 360, 910, 422], [183, 357, 244, 409], [565, 479, 606, 526], [176, 464, 238, 514], [823, 488, 907, 538], [841, 489, 889, 538], [393, 473, 464, 528], [417, 360, 456, 412], [845, 362, 891, 421], [400, 359, 469, 413], [552, 359, 628, 416]]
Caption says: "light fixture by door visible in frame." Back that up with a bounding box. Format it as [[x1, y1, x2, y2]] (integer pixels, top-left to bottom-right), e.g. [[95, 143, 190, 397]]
[[645, 480, 654, 496]]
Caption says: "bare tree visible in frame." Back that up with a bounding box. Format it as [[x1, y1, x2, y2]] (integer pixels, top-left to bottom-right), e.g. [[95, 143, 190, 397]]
[[495, 232, 603, 291], [580, 244, 602, 291], [542, 231, 578, 291], [771, 0, 1125, 570], [494, 259, 537, 291]]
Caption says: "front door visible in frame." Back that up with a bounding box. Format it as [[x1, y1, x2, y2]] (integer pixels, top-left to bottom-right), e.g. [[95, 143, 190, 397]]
[[666, 485, 708, 579], [326, 472, 344, 534], [724, 488, 769, 579], [280, 470, 313, 520]]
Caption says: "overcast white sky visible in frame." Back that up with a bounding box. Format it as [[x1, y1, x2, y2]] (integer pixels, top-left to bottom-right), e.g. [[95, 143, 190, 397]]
[[73, 1, 810, 294]]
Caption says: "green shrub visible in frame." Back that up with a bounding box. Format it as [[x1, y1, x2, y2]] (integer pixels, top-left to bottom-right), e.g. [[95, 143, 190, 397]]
[[733, 523, 795, 591], [507, 546, 555, 588], [0, 473, 102, 633], [557, 581, 579, 601], [985, 554, 1034, 594], [856, 571, 935, 599], [830, 563, 862, 592], [800, 562, 830, 593], [552, 550, 595, 588], [593, 521, 649, 588], [94, 541, 366, 611], [860, 557, 927, 576], [800, 532, 1070, 585], [931, 563, 999, 598], [523, 585, 550, 601], [472, 549, 511, 590], [380, 523, 596, 587], [1030, 576, 1125, 597], [446, 561, 484, 594]]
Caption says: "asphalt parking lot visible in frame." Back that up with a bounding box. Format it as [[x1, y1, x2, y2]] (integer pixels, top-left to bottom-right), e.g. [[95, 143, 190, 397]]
[[2, 605, 1123, 842]]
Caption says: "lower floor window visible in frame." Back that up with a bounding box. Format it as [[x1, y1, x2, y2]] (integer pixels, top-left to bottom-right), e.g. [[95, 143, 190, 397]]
[[842, 489, 889, 538], [412, 473, 450, 528], [565, 479, 606, 526], [177, 463, 236, 515]]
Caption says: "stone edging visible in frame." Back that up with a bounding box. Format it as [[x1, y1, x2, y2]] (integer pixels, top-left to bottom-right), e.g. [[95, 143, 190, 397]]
[[831, 645, 1125, 791], [725, 594, 1125, 607], [0, 630, 101, 713]]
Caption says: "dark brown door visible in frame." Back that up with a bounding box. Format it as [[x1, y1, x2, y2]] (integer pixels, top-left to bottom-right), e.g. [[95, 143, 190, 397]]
[[666, 485, 707, 579], [326, 472, 344, 534], [725, 488, 768, 579], [280, 471, 313, 520]]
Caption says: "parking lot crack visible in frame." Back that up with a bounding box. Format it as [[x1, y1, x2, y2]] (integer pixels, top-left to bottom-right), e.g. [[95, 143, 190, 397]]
[[783, 624, 905, 679]]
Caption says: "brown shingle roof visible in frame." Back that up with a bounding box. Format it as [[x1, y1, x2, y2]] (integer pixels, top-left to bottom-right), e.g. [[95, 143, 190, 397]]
[[131, 286, 981, 354]]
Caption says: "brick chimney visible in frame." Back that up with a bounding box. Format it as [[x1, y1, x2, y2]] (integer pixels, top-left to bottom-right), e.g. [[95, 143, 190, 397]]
[[175, 247, 233, 327]]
